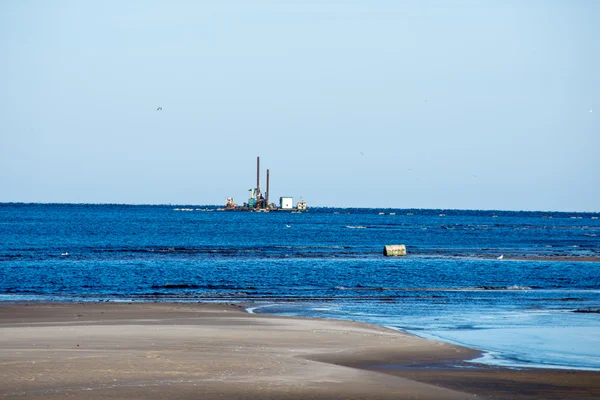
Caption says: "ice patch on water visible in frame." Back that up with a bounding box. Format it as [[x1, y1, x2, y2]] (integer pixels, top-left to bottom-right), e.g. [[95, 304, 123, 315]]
[[469, 351, 600, 371], [410, 327, 600, 371]]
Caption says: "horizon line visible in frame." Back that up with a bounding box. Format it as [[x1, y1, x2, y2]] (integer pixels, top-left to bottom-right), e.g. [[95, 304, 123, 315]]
[[0, 201, 598, 214]]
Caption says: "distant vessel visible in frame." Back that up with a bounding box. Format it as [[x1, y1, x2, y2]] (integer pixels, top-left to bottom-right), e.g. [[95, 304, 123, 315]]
[[221, 157, 308, 212]]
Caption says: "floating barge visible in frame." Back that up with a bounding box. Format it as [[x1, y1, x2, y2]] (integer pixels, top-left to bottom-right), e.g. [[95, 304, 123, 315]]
[[219, 157, 307, 212]]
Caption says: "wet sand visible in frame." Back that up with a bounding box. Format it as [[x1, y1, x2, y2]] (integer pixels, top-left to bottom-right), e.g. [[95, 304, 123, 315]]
[[1, 303, 599, 399]]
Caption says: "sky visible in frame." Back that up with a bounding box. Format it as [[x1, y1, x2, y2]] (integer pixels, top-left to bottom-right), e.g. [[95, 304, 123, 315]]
[[1, 0, 598, 211]]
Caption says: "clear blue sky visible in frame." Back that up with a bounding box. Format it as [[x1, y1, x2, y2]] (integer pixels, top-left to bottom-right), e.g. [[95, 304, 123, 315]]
[[1, 0, 598, 211]]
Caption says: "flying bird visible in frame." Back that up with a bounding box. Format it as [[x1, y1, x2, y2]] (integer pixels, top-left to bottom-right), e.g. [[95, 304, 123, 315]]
[[157, 107, 163, 111]]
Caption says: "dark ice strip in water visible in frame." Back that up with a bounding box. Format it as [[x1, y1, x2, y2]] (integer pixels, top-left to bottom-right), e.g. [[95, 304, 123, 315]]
[[152, 284, 258, 290], [573, 308, 600, 314]]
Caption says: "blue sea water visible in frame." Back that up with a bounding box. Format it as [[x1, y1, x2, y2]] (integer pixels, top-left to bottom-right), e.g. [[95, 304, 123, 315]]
[[1, 203, 600, 370]]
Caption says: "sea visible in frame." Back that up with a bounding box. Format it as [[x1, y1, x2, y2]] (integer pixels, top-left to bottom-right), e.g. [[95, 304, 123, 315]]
[[1, 203, 599, 371]]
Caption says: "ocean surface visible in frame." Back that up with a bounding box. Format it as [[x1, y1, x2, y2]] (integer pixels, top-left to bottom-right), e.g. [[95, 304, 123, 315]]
[[1, 203, 600, 371]]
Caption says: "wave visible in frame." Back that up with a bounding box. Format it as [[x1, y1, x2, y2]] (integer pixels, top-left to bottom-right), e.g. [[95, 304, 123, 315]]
[[151, 284, 258, 291], [467, 285, 533, 291], [273, 245, 348, 249], [91, 245, 356, 254], [333, 285, 535, 292], [506, 285, 532, 290], [113, 248, 260, 254]]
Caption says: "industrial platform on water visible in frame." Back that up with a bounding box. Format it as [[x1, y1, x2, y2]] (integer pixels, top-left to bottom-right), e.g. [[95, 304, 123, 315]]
[[219, 157, 307, 212]]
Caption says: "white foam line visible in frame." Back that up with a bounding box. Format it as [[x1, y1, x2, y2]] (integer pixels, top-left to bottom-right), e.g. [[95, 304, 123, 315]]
[[469, 351, 600, 372], [245, 304, 278, 314]]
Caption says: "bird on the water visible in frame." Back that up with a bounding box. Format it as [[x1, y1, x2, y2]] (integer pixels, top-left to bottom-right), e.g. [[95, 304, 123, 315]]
[[497, 255, 504, 260]]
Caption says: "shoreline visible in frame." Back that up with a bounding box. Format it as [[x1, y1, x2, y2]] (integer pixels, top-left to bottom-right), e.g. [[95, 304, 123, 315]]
[[1, 303, 599, 399]]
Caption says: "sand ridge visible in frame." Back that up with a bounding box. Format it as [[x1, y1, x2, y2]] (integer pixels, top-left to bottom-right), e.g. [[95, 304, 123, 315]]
[[1, 302, 598, 399]]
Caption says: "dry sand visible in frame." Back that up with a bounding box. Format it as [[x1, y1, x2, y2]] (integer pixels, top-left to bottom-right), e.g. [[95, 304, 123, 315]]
[[0, 303, 598, 399]]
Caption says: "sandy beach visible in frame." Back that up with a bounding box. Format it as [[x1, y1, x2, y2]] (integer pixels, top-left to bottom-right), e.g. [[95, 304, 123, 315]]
[[1, 303, 599, 399]]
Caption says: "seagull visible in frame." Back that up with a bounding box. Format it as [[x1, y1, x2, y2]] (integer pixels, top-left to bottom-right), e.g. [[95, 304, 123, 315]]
[[360, 152, 364, 156], [497, 254, 504, 260], [285, 224, 291, 228], [61, 252, 69, 256], [157, 107, 163, 111]]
